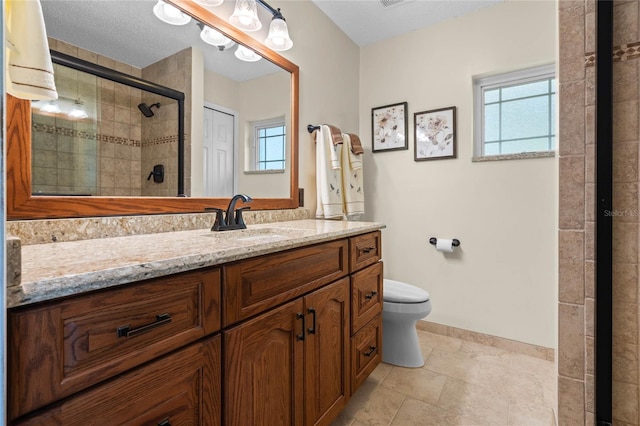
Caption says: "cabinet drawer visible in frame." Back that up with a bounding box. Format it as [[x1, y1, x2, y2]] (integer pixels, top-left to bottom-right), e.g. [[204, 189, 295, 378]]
[[349, 231, 381, 273], [15, 336, 221, 426], [8, 268, 221, 420], [351, 262, 383, 335], [223, 239, 348, 326], [351, 315, 382, 393]]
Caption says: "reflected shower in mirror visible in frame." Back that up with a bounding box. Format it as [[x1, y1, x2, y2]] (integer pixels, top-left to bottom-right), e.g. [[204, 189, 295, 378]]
[[31, 60, 181, 197]]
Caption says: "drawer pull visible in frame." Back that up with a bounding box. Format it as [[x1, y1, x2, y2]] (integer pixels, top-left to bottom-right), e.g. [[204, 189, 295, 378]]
[[364, 346, 377, 357], [158, 419, 171, 426], [359, 246, 376, 255], [117, 313, 172, 338], [307, 308, 317, 335], [296, 313, 305, 341], [364, 291, 378, 300]]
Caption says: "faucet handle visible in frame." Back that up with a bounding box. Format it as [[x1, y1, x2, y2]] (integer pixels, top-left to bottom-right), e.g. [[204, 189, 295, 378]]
[[205, 207, 226, 231], [235, 207, 251, 228]]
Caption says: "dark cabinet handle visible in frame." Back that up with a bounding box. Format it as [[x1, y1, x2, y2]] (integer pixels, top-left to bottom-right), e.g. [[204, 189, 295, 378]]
[[296, 313, 305, 341], [364, 346, 377, 357], [117, 313, 172, 338], [360, 246, 375, 255], [365, 291, 378, 300], [158, 419, 171, 426], [307, 308, 316, 334]]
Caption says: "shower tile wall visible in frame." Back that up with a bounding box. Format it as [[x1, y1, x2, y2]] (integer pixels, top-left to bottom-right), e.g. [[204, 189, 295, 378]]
[[33, 39, 190, 197], [36, 38, 143, 196], [558, 0, 640, 424], [141, 48, 193, 197]]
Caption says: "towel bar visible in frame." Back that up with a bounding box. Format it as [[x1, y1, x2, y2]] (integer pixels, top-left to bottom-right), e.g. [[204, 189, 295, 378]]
[[307, 124, 321, 133]]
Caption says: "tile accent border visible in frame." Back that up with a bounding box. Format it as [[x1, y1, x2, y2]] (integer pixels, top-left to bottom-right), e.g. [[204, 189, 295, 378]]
[[417, 320, 556, 361], [585, 40, 640, 67], [142, 135, 179, 147], [33, 123, 141, 147]]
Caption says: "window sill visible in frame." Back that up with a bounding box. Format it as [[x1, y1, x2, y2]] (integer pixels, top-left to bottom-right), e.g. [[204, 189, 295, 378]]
[[472, 151, 556, 162], [244, 169, 286, 175]]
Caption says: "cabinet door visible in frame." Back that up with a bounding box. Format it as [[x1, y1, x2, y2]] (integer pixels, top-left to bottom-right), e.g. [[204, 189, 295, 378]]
[[15, 336, 221, 426], [304, 278, 350, 426], [224, 299, 305, 426]]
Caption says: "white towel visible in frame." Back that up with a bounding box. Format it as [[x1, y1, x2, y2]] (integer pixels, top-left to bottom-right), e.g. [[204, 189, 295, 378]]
[[341, 133, 365, 220], [6, 0, 58, 100], [316, 125, 344, 219]]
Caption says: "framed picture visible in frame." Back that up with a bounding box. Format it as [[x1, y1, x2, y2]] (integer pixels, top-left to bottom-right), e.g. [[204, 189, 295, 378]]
[[371, 102, 408, 152], [414, 106, 457, 161]]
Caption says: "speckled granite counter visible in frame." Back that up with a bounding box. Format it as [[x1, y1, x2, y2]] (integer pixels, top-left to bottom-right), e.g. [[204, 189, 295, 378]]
[[9, 219, 385, 308]]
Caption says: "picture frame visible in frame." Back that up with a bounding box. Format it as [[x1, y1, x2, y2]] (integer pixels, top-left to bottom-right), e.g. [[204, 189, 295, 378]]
[[414, 106, 457, 161], [371, 102, 408, 153]]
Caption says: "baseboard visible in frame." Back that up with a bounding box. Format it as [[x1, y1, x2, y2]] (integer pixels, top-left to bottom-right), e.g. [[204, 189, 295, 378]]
[[416, 320, 555, 362]]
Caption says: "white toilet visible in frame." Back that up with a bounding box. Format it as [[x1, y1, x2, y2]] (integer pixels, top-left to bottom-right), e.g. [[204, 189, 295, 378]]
[[382, 279, 432, 368]]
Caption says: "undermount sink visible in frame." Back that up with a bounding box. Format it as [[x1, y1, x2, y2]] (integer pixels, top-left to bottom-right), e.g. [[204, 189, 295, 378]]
[[206, 226, 311, 243]]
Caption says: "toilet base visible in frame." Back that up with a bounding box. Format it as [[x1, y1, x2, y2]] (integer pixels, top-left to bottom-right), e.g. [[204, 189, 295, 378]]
[[381, 317, 424, 368]]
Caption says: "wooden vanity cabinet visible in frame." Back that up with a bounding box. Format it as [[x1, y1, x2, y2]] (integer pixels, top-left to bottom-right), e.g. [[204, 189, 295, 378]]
[[15, 336, 221, 426], [223, 240, 351, 426], [8, 230, 383, 425], [8, 268, 222, 423], [348, 232, 383, 394]]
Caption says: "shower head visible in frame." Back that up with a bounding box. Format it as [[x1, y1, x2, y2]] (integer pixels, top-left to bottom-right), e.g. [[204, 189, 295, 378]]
[[138, 102, 160, 118]]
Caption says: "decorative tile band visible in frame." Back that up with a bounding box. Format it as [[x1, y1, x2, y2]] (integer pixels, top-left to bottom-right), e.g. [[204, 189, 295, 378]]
[[585, 40, 640, 67], [142, 135, 178, 147], [33, 123, 141, 147]]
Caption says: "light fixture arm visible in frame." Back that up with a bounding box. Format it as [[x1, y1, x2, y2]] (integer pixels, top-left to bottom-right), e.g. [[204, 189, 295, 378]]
[[255, 0, 285, 20]]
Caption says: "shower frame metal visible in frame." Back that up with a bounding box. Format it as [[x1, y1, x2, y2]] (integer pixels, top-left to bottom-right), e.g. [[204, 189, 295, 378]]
[[595, 1, 613, 424], [49, 50, 187, 196]]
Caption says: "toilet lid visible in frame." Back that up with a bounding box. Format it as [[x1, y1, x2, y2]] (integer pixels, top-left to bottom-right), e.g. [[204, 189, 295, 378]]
[[383, 279, 430, 303]]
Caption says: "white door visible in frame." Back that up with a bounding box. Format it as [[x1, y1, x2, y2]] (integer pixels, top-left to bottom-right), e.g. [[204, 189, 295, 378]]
[[203, 106, 235, 197]]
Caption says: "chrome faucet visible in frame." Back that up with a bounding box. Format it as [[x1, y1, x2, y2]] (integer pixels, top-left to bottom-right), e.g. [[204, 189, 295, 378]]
[[208, 194, 253, 231]]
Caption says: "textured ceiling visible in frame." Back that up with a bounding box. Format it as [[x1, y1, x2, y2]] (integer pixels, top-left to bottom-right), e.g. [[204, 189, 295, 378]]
[[310, 0, 503, 47]]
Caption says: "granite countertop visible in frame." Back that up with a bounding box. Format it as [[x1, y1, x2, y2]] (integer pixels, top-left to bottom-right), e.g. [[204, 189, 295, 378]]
[[9, 219, 385, 308]]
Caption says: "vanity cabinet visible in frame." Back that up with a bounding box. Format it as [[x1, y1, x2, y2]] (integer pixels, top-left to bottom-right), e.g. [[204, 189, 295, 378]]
[[224, 278, 349, 426], [15, 336, 221, 426], [348, 232, 383, 393], [8, 268, 222, 423], [7, 229, 383, 425]]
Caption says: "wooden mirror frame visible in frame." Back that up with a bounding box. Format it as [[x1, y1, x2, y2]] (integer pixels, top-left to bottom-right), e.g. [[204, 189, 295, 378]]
[[7, 0, 299, 220]]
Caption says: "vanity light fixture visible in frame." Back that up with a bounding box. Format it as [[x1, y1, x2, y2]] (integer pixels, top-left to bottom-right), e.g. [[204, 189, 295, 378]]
[[40, 100, 61, 114], [264, 9, 293, 51], [229, 0, 262, 32], [193, 0, 224, 6], [234, 45, 261, 62], [68, 99, 88, 119], [199, 23, 236, 50], [153, 0, 191, 25]]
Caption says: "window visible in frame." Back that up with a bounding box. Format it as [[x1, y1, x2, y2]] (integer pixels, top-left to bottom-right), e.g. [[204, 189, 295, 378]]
[[474, 64, 555, 158], [252, 118, 286, 171]]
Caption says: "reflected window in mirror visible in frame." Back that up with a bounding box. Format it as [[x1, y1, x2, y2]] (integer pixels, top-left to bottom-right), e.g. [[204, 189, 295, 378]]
[[250, 117, 286, 172]]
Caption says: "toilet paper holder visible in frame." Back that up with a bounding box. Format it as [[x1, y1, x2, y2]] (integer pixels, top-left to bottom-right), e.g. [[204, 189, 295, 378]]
[[429, 237, 460, 247]]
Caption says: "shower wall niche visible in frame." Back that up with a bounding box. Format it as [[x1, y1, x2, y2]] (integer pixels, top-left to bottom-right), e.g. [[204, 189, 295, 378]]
[[31, 39, 186, 197]]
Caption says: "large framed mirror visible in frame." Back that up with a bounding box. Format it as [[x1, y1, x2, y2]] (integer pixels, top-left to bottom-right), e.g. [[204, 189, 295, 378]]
[[7, 0, 299, 219]]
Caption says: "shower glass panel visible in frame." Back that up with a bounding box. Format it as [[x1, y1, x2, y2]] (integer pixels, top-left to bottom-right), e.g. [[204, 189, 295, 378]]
[[31, 62, 178, 197]]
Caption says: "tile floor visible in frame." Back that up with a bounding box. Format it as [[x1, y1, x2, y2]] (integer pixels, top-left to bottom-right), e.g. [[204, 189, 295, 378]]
[[332, 330, 557, 426]]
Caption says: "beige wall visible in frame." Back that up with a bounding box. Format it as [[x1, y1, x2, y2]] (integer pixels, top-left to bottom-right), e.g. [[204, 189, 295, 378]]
[[266, 0, 361, 207], [237, 71, 291, 198], [359, 1, 558, 348]]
